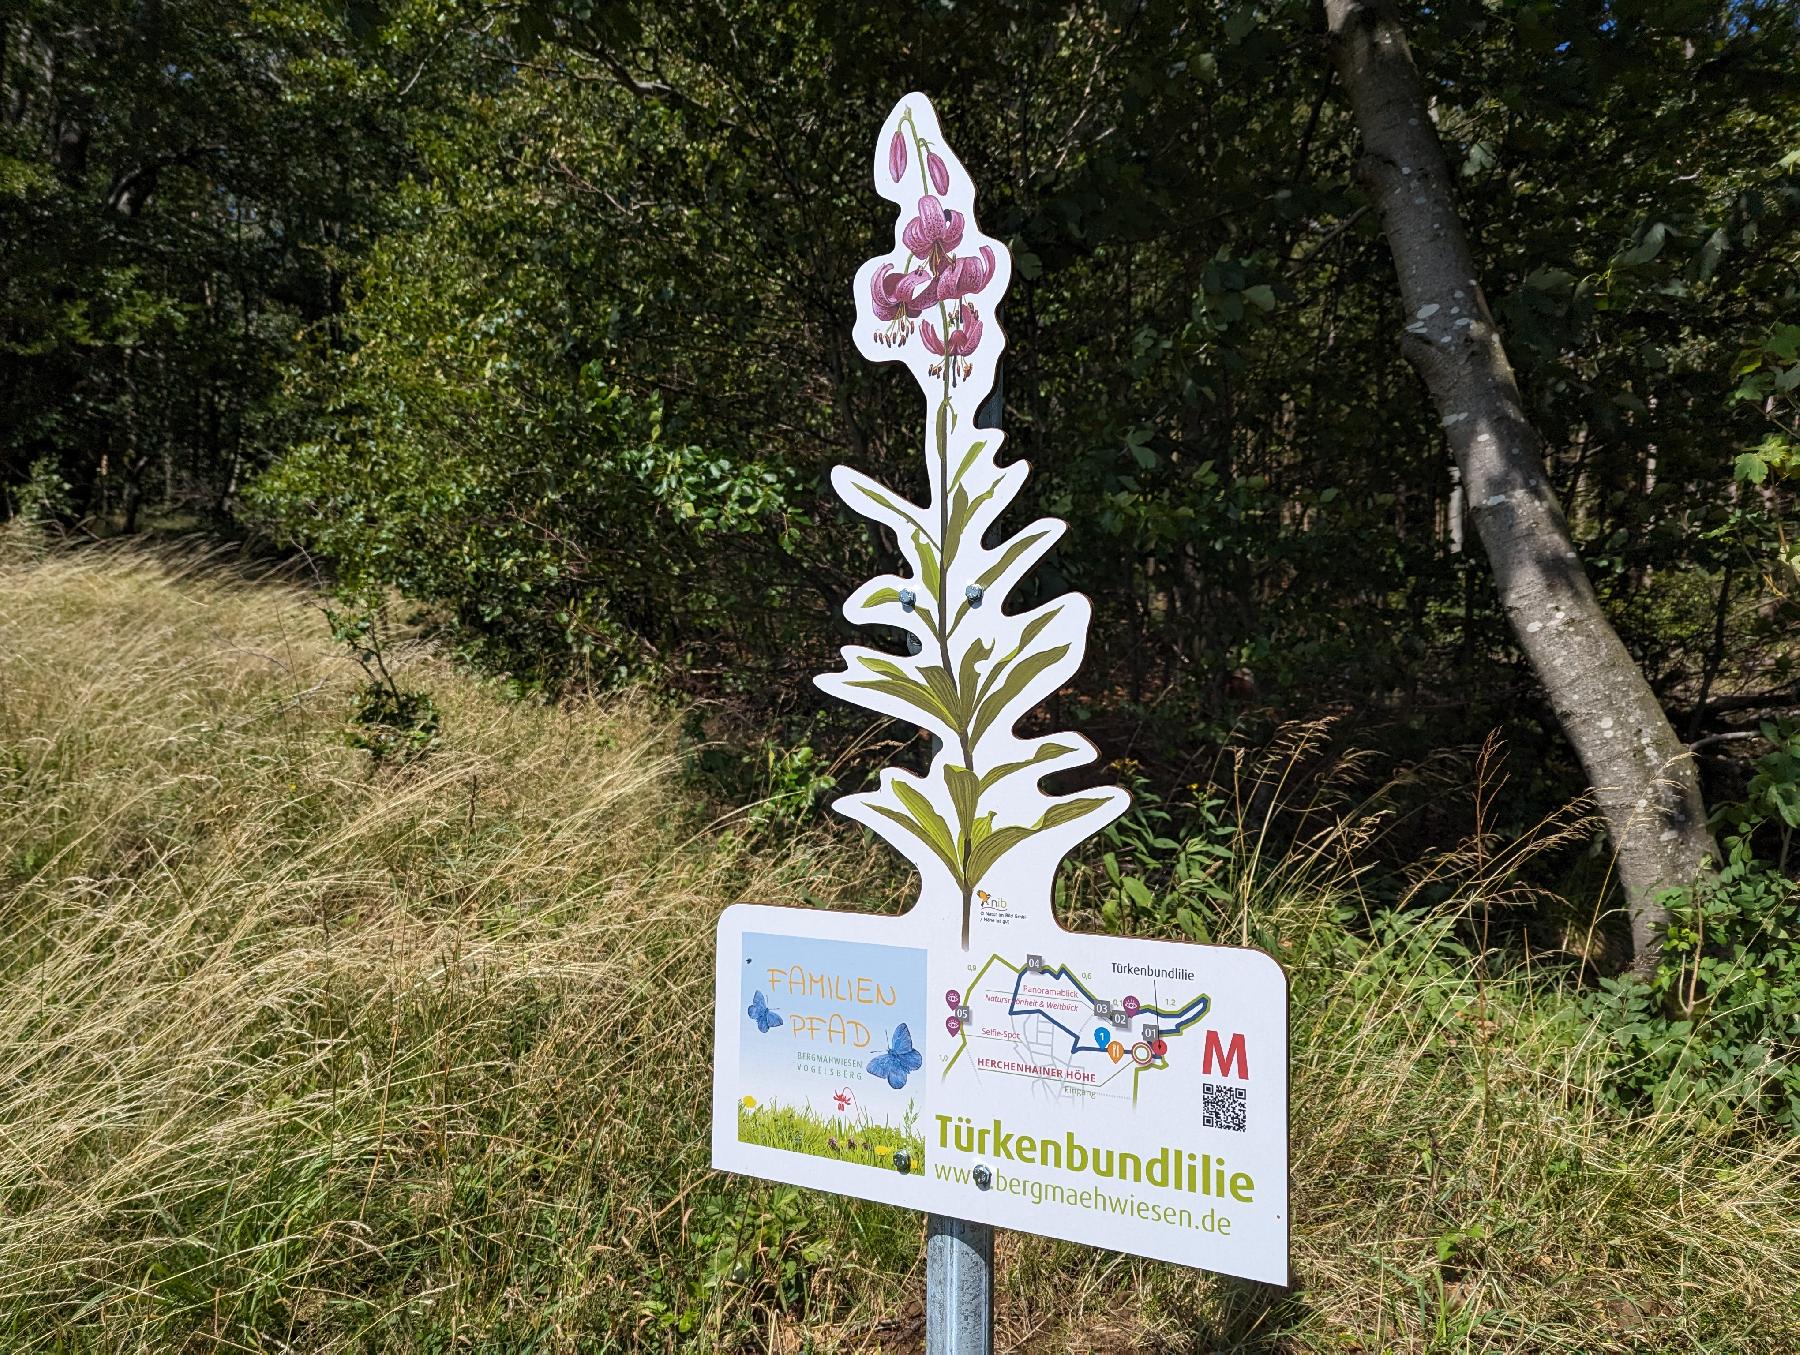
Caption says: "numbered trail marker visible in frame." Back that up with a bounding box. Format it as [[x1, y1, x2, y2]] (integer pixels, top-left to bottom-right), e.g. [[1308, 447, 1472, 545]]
[[712, 94, 1288, 1285]]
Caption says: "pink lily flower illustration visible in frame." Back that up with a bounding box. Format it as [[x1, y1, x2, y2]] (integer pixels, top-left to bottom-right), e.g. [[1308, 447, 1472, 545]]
[[921, 304, 983, 382], [931, 246, 997, 305], [901, 195, 965, 266], [870, 263, 937, 346], [921, 305, 982, 357]]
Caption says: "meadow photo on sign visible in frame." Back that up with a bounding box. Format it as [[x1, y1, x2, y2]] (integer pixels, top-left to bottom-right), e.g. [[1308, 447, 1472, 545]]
[[710, 93, 1289, 1285]]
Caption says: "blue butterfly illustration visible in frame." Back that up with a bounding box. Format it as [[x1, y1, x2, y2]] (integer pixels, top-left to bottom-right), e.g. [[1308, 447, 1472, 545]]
[[747, 990, 783, 1034], [866, 1023, 923, 1089]]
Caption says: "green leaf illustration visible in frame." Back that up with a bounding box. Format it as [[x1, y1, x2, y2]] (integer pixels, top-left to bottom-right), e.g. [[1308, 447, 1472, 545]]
[[887, 780, 964, 879], [967, 825, 1036, 886], [1034, 795, 1114, 831], [973, 607, 1063, 692], [977, 742, 1075, 793], [953, 530, 1054, 628], [971, 643, 1071, 744], [845, 477, 924, 532], [919, 664, 964, 726], [856, 653, 910, 679], [867, 801, 965, 884], [975, 527, 1052, 593], [948, 478, 1000, 563], [951, 439, 987, 489], [913, 528, 942, 604], [955, 637, 993, 709], [847, 659, 956, 726], [963, 797, 1118, 886], [1010, 607, 1061, 657], [945, 764, 980, 840]]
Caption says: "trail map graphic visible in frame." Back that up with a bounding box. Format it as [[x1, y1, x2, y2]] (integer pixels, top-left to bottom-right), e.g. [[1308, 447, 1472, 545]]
[[942, 953, 1210, 1106]]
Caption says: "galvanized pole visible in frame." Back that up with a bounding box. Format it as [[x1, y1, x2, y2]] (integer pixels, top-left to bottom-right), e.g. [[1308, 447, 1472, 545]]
[[925, 332, 1003, 1355], [926, 1214, 994, 1354]]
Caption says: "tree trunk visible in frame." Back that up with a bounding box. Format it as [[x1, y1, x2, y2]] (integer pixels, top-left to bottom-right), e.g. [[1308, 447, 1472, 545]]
[[1323, 0, 1718, 972]]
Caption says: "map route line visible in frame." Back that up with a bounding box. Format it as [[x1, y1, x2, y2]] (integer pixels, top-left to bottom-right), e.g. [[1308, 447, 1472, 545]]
[[941, 952, 1020, 1077], [1007, 963, 1210, 1056], [940, 952, 1211, 1084], [1032, 962, 1209, 1026]]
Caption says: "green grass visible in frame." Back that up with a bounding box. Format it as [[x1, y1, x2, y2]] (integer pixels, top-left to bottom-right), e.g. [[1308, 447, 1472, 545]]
[[737, 1101, 926, 1176], [1, 541, 1798, 1352]]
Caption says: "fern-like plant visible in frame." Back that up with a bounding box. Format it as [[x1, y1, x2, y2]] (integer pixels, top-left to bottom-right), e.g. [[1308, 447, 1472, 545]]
[[818, 94, 1128, 948]]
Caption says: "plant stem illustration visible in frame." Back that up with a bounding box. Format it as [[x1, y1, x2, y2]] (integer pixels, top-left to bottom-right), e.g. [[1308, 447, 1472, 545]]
[[819, 94, 1128, 947]]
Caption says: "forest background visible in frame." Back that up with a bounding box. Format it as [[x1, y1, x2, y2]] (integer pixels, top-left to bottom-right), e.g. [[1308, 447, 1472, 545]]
[[4, 1, 1800, 1347]]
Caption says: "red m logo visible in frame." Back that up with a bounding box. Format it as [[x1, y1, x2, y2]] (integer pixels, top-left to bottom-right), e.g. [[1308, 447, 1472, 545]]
[[1202, 1030, 1248, 1079]]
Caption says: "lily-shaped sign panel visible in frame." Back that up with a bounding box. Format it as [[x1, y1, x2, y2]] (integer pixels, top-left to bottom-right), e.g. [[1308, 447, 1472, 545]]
[[712, 94, 1288, 1284]]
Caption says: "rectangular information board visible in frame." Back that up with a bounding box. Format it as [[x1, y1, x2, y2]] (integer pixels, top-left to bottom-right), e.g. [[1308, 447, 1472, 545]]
[[713, 903, 1288, 1282]]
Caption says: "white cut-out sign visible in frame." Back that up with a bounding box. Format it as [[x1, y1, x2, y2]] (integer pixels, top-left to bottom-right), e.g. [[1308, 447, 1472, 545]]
[[712, 93, 1288, 1284]]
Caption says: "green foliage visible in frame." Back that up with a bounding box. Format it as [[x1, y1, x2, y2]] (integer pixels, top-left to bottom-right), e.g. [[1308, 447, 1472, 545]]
[[680, 1188, 832, 1336], [745, 738, 839, 837], [1590, 857, 1800, 1131], [1730, 323, 1800, 593], [11, 457, 74, 523], [734, 1101, 925, 1175], [1723, 719, 1800, 858], [1, 0, 427, 528], [1591, 723, 1800, 1130], [6, 0, 1793, 845], [345, 678, 441, 765], [325, 595, 442, 765], [252, 155, 806, 689], [1093, 777, 1238, 942]]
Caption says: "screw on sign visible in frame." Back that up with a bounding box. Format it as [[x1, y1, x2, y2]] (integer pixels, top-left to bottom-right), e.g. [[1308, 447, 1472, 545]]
[[710, 93, 1291, 1354]]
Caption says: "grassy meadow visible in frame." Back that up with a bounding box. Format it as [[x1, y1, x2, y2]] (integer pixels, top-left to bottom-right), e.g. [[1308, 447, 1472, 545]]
[[736, 1102, 927, 1176], [2, 543, 1798, 1352]]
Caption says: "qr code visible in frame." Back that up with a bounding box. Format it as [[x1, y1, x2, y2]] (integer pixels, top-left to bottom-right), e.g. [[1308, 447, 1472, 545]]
[[1203, 1081, 1247, 1133]]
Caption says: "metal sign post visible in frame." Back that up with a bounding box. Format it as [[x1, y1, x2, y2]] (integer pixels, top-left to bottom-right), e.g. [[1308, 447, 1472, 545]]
[[926, 1213, 994, 1353]]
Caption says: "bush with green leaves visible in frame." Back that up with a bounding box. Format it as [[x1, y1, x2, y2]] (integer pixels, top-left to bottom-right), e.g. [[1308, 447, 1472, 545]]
[[325, 595, 441, 765], [1590, 722, 1800, 1130], [252, 178, 805, 692], [1590, 858, 1800, 1131]]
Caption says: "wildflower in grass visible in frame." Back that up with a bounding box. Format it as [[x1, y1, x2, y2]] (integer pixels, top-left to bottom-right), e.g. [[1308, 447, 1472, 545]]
[[740, 1095, 757, 1110], [875, 1144, 892, 1157]]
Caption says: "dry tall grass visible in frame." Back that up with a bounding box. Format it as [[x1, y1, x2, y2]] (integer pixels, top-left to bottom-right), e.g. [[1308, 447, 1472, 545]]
[[2, 544, 1797, 1352]]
